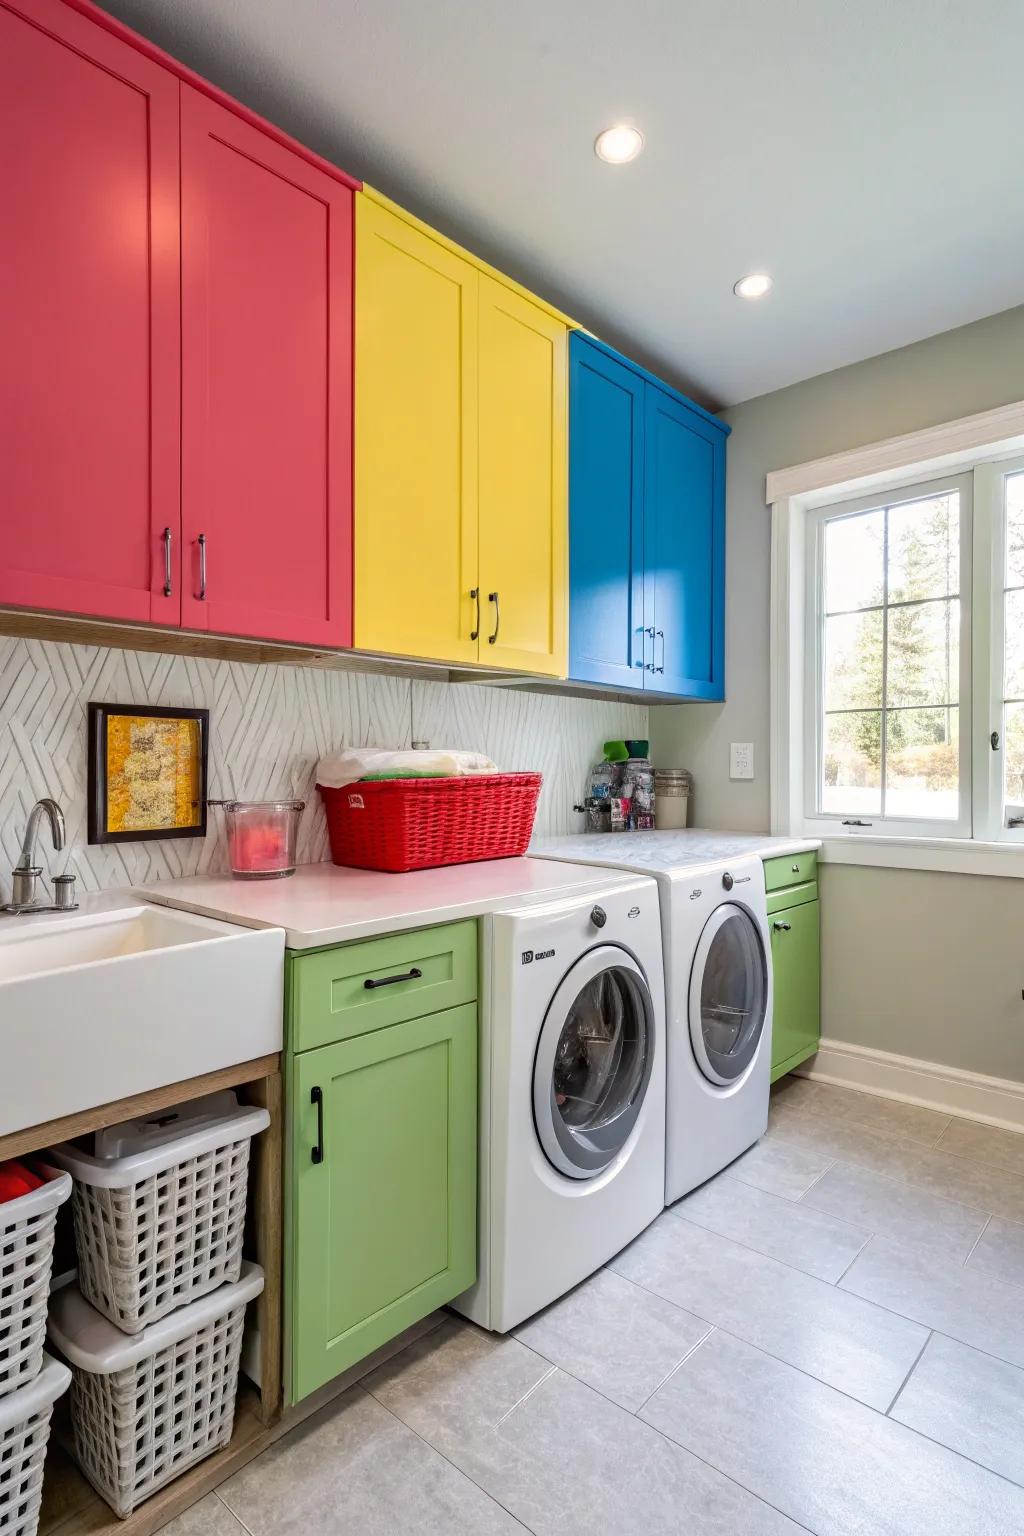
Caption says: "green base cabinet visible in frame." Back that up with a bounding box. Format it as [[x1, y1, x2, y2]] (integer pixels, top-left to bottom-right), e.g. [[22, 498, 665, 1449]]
[[286, 924, 479, 1405], [764, 854, 821, 1083]]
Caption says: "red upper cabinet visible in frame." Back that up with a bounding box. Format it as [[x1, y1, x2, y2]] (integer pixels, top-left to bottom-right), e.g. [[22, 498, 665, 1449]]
[[179, 86, 354, 647], [0, 0, 181, 625]]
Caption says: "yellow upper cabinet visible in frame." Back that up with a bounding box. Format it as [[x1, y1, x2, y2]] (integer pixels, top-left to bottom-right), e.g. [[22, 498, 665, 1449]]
[[478, 275, 567, 675], [354, 188, 568, 676], [355, 194, 479, 665]]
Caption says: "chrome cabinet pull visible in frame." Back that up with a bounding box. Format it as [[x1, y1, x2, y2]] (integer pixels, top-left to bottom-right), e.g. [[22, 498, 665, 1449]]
[[197, 533, 207, 601], [655, 629, 665, 674], [488, 591, 500, 645], [772, 920, 792, 932], [645, 625, 656, 672], [162, 528, 173, 597], [470, 588, 480, 641]]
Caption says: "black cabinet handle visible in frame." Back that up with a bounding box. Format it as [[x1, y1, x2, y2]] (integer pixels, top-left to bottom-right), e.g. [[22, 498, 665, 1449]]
[[310, 1085, 324, 1165], [364, 966, 423, 990], [488, 591, 500, 645], [470, 587, 480, 641]]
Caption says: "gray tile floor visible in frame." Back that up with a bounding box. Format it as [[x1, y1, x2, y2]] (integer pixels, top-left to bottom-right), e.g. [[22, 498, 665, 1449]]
[[173, 1077, 1024, 1535]]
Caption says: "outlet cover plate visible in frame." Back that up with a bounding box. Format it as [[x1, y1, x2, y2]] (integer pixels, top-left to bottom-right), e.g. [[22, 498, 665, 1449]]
[[730, 742, 754, 780]]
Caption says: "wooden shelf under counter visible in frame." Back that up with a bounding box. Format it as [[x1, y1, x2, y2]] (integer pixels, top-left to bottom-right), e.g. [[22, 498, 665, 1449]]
[[8, 1056, 286, 1536]]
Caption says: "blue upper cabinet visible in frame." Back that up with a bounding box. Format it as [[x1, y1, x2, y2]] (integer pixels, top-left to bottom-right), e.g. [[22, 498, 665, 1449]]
[[643, 383, 725, 698], [568, 332, 728, 700], [568, 335, 645, 687]]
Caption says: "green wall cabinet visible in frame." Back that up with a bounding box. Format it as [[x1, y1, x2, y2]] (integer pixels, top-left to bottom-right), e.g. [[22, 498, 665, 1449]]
[[286, 923, 479, 1404], [764, 853, 821, 1082]]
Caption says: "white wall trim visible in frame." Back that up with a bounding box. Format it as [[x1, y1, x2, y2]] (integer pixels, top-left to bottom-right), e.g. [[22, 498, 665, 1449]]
[[769, 498, 803, 834], [766, 398, 1024, 504], [796, 1037, 1024, 1133], [819, 835, 1024, 878]]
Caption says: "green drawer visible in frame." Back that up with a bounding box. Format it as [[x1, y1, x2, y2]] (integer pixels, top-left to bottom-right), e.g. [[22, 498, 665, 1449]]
[[764, 849, 817, 892], [288, 919, 478, 1053], [767, 880, 818, 915]]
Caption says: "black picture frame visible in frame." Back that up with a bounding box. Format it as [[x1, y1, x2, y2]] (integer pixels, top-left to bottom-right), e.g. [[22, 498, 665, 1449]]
[[87, 703, 210, 845]]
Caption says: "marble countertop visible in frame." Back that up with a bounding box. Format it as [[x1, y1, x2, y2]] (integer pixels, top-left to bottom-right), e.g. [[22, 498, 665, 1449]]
[[530, 829, 822, 877], [141, 856, 642, 949]]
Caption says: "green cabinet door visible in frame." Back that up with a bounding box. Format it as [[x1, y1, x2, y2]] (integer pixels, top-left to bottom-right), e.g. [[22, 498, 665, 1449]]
[[289, 1002, 478, 1402], [770, 899, 821, 1082]]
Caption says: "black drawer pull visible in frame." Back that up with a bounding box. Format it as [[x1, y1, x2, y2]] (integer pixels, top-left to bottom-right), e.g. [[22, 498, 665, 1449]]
[[310, 1085, 324, 1165], [364, 967, 423, 990]]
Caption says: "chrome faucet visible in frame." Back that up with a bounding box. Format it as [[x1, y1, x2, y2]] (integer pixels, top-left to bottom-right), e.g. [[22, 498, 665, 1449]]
[[4, 798, 78, 914]]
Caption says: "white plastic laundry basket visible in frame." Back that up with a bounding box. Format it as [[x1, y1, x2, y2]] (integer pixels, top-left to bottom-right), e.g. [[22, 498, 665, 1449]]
[[48, 1263, 264, 1519], [0, 1354, 71, 1536], [47, 1092, 269, 1335], [0, 1172, 72, 1399]]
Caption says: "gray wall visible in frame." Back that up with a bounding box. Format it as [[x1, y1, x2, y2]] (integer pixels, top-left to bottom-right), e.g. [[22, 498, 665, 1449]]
[[650, 303, 1024, 1080], [650, 302, 1024, 831], [820, 865, 1024, 1082]]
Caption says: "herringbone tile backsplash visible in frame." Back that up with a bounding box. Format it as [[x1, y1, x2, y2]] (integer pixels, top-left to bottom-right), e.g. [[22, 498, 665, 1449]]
[[0, 638, 648, 895]]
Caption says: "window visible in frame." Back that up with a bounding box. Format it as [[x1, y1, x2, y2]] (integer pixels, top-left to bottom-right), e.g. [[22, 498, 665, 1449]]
[[806, 475, 971, 838], [796, 451, 1024, 848]]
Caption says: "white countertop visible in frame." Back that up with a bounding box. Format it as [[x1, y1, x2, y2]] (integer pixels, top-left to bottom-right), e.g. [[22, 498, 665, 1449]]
[[141, 857, 642, 949], [530, 829, 822, 876]]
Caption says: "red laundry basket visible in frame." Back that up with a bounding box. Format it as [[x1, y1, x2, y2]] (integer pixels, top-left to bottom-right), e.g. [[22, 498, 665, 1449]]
[[317, 773, 543, 873]]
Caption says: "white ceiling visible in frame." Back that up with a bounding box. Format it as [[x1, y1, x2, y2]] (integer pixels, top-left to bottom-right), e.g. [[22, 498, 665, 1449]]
[[106, 0, 1024, 407]]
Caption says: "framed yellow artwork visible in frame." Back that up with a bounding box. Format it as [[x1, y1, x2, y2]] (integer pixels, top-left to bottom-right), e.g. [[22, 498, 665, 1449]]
[[87, 703, 209, 844]]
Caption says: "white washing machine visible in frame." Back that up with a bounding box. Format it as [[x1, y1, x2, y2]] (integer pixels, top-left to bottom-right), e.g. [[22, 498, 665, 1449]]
[[453, 872, 666, 1332], [532, 833, 773, 1203]]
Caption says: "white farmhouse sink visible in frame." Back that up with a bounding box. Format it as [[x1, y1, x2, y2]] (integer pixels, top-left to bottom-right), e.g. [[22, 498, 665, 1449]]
[[0, 900, 284, 1140]]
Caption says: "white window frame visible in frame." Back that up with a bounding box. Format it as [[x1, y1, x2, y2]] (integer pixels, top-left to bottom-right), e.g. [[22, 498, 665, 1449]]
[[768, 400, 1024, 876], [977, 453, 1024, 844], [803, 473, 973, 841]]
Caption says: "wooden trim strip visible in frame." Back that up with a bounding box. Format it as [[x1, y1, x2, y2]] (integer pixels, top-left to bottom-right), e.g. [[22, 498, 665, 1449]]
[[0, 1054, 281, 1161]]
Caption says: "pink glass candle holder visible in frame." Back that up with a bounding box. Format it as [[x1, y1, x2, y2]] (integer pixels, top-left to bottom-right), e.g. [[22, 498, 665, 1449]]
[[221, 800, 304, 879]]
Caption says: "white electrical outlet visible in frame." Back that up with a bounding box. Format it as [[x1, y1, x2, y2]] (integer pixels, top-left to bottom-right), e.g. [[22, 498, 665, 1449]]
[[730, 742, 754, 780]]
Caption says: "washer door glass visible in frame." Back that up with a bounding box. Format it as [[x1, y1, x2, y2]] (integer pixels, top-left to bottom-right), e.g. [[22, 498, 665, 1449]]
[[533, 947, 655, 1180], [689, 903, 767, 1086]]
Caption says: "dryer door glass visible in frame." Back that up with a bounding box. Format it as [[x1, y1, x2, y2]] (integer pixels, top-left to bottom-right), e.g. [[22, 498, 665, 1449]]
[[691, 903, 767, 1085], [534, 949, 655, 1180]]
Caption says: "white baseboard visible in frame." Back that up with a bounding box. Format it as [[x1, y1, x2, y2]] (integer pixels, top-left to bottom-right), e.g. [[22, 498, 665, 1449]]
[[795, 1037, 1024, 1133]]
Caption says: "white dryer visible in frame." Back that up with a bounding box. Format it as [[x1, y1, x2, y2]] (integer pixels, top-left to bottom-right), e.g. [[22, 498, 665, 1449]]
[[531, 833, 773, 1203], [453, 873, 665, 1332]]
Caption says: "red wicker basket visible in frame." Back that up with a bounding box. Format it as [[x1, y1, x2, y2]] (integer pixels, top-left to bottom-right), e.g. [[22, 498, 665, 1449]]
[[317, 773, 543, 873]]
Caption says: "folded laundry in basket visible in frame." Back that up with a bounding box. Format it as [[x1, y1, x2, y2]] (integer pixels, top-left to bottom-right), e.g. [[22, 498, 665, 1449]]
[[316, 746, 499, 787]]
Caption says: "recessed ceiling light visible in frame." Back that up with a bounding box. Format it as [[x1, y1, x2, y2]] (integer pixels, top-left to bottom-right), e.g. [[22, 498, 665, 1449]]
[[733, 273, 774, 300], [594, 125, 645, 164]]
